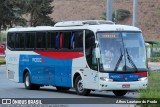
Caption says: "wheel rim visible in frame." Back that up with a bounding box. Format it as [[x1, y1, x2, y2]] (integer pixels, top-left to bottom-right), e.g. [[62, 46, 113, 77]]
[[77, 79, 84, 92], [25, 76, 30, 87]]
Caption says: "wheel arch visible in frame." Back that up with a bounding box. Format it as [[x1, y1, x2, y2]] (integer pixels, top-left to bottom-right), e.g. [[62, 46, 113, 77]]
[[73, 72, 82, 88], [23, 68, 31, 83]]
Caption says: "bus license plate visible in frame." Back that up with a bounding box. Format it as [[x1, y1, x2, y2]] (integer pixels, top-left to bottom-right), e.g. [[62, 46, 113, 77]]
[[122, 84, 130, 88]]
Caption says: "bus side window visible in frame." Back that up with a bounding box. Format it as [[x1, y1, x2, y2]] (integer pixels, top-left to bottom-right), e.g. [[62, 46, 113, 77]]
[[92, 48, 97, 65], [15, 33, 20, 48], [70, 33, 75, 49], [56, 32, 59, 49], [25, 32, 35, 49], [85, 30, 97, 70], [7, 33, 15, 49], [74, 31, 83, 50], [59, 32, 63, 49], [36, 32, 46, 49], [15, 33, 25, 49], [47, 32, 56, 50], [61, 32, 72, 49]]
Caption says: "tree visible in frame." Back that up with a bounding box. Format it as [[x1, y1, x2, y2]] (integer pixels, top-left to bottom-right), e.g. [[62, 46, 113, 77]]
[[101, 9, 131, 23], [0, 0, 26, 29], [112, 9, 130, 23], [23, 0, 55, 26], [0, 0, 26, 41], [0, 0, 55, 42], [0, 0, 55, 29]]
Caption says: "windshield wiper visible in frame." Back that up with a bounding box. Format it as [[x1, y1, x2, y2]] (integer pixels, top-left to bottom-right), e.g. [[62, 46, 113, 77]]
[[114, 48, 123, 71], [126, 48, 138, 71]]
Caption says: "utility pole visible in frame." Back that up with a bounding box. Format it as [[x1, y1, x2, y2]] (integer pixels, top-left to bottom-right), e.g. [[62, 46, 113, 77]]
[[106, 0, 113, 21], [133, 0, 138, 26]]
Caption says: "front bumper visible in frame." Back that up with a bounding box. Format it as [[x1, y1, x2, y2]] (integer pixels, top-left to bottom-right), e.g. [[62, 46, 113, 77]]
[[98, 80, 148, 91]]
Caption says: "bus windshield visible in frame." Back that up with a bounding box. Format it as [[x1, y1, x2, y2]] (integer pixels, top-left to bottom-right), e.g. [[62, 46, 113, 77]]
[[97, 32, 147, 72]]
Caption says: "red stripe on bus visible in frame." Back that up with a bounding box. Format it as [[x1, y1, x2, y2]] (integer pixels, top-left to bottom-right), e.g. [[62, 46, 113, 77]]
[[133, 72, 147, 76], [35, 51, 84, 60]]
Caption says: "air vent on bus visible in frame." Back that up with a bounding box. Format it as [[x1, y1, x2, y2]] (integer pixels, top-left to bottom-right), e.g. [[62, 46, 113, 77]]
[[54, 20, 114, 27]]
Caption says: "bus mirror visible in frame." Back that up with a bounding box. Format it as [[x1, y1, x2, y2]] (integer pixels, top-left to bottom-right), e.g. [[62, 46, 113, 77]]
[[95, 41, 98, 44], [95, 48, 100, 58], [95, 41, 99, 46]]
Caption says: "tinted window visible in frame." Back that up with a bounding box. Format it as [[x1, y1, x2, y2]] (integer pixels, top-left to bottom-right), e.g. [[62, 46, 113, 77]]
[[25, 33, 35, 49], [72, 31, 83, 49], [36, 32, 46, 49], [7, 33, 15, 49], [85, 30, 95, 48], [15, 33, 25, 49], [47, 32, 56, 49], [85, 30, 97, 70], [60, 32, 72, 49]]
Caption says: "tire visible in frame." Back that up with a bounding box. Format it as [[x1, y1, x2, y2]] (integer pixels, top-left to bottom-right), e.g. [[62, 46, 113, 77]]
[[56, 86, 70, 91], [24, 72, 40, 90], [75, 76, 91, 96], [113, 90, 127, 96]]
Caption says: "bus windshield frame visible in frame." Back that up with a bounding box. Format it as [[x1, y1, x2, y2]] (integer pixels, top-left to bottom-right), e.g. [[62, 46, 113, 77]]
[[97, 31, 147, 73]]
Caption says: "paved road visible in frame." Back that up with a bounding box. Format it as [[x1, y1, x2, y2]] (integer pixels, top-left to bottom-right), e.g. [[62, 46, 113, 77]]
[[148, 62, 160, 71], [0, 65, 138, 107]]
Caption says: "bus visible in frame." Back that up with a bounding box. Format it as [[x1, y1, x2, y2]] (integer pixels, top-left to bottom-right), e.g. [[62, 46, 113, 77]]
[[6, 20, 148, 96]]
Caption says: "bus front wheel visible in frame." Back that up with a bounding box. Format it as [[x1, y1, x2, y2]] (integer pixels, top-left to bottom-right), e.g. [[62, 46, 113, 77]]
[[75, 76, 91, 96], [24, 72, 40, 90], [113, 90, 127, 96]]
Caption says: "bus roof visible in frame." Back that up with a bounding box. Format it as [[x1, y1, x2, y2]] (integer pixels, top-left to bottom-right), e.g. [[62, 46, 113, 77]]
[[8, 20, 141, 32]]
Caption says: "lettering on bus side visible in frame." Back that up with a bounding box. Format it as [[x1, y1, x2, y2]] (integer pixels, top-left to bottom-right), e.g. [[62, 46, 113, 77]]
[[32, 58, 42, 63]]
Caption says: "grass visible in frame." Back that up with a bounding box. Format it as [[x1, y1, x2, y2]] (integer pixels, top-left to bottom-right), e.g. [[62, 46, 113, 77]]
[[148, 57, 160, 62], [0, 59, 6, 65], [0, 31, 7, 42], [139, 71, 160, 107], [140, 72, 160, 98]]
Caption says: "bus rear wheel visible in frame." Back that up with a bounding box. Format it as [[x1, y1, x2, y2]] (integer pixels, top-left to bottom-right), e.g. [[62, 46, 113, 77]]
[[75, 76, 91, 96], [24, 72, 40, 90], [113, 90, 127, 96]]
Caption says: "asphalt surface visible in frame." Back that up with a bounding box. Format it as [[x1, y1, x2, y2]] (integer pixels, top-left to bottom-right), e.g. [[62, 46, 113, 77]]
[[148, 62, 160, 71], [0, 65, 140, 107], [0, 65, 139, 98]]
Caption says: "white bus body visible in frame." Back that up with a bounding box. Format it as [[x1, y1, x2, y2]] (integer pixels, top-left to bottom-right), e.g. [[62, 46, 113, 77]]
[[6, 20, 148, 96]]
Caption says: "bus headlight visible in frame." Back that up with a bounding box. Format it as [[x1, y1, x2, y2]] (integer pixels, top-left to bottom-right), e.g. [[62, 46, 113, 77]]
[[138, 77, 147, 81], [100, 77, 113, 82]]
